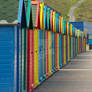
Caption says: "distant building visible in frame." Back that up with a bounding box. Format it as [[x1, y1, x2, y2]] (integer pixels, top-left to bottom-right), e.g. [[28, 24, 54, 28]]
[[70, 22, 84, 32], [70, 22, 92, 49]]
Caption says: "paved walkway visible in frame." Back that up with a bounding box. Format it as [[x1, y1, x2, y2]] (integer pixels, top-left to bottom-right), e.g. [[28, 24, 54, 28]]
[[33, 50, 92, 92], [68, 0, 84, 22]]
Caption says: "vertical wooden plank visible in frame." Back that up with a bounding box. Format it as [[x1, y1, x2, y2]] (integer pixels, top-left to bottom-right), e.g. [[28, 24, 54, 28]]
[[44, 6, 47, 30], [63, 35, 66, 65], [50, 10, 53, 31], [21, 28, 27, 92], [55, 13, 59, 33], [67, 35, 69, 62], [53, 32, 56, 71], [34, 29, 39, 87], [55, 33, 58, 69], [27, 30, 34, 92], [46, 31, 49, 77], [71, 36, 72, 58], [57, 33, 59, 69], [65, 35, 67, 64], [53, 11, 55, 32], [51, 32, 54, 72], [59, 34, 63, 68], [47, 8, 50, 30], [61, 17, 63, 34], [59, 16, 61, 33], [69, 36, 71, 59], [39, 30, 43, 82], [43, 31, 46, 79], [48, 31, 52, 75], [40, 3, 44, 30]]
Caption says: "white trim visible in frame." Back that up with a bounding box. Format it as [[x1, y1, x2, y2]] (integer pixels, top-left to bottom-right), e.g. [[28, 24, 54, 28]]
[[14, 26, 17, 92], [59, 69, 92, 71]]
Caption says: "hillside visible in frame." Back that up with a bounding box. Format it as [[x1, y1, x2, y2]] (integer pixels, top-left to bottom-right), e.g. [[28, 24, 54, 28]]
[[46, 0, 80, 20], [75, 0, 92, 23], [0, 0, 19, 23]]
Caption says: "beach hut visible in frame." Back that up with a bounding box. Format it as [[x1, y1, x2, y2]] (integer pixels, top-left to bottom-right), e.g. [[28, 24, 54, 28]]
[[0, 0, 27, 92]]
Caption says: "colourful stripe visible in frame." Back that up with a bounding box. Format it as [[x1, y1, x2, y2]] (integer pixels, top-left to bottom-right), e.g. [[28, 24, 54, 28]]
[[34, 29, 39, 87]]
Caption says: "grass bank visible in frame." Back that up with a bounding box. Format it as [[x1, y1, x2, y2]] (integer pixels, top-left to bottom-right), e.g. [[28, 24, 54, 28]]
[[46, 0, 80, 20], [75, 0, 92, 23]]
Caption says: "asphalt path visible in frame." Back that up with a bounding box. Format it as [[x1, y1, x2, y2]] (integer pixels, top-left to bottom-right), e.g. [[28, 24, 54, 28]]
[[33, 50, 92, 92]]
